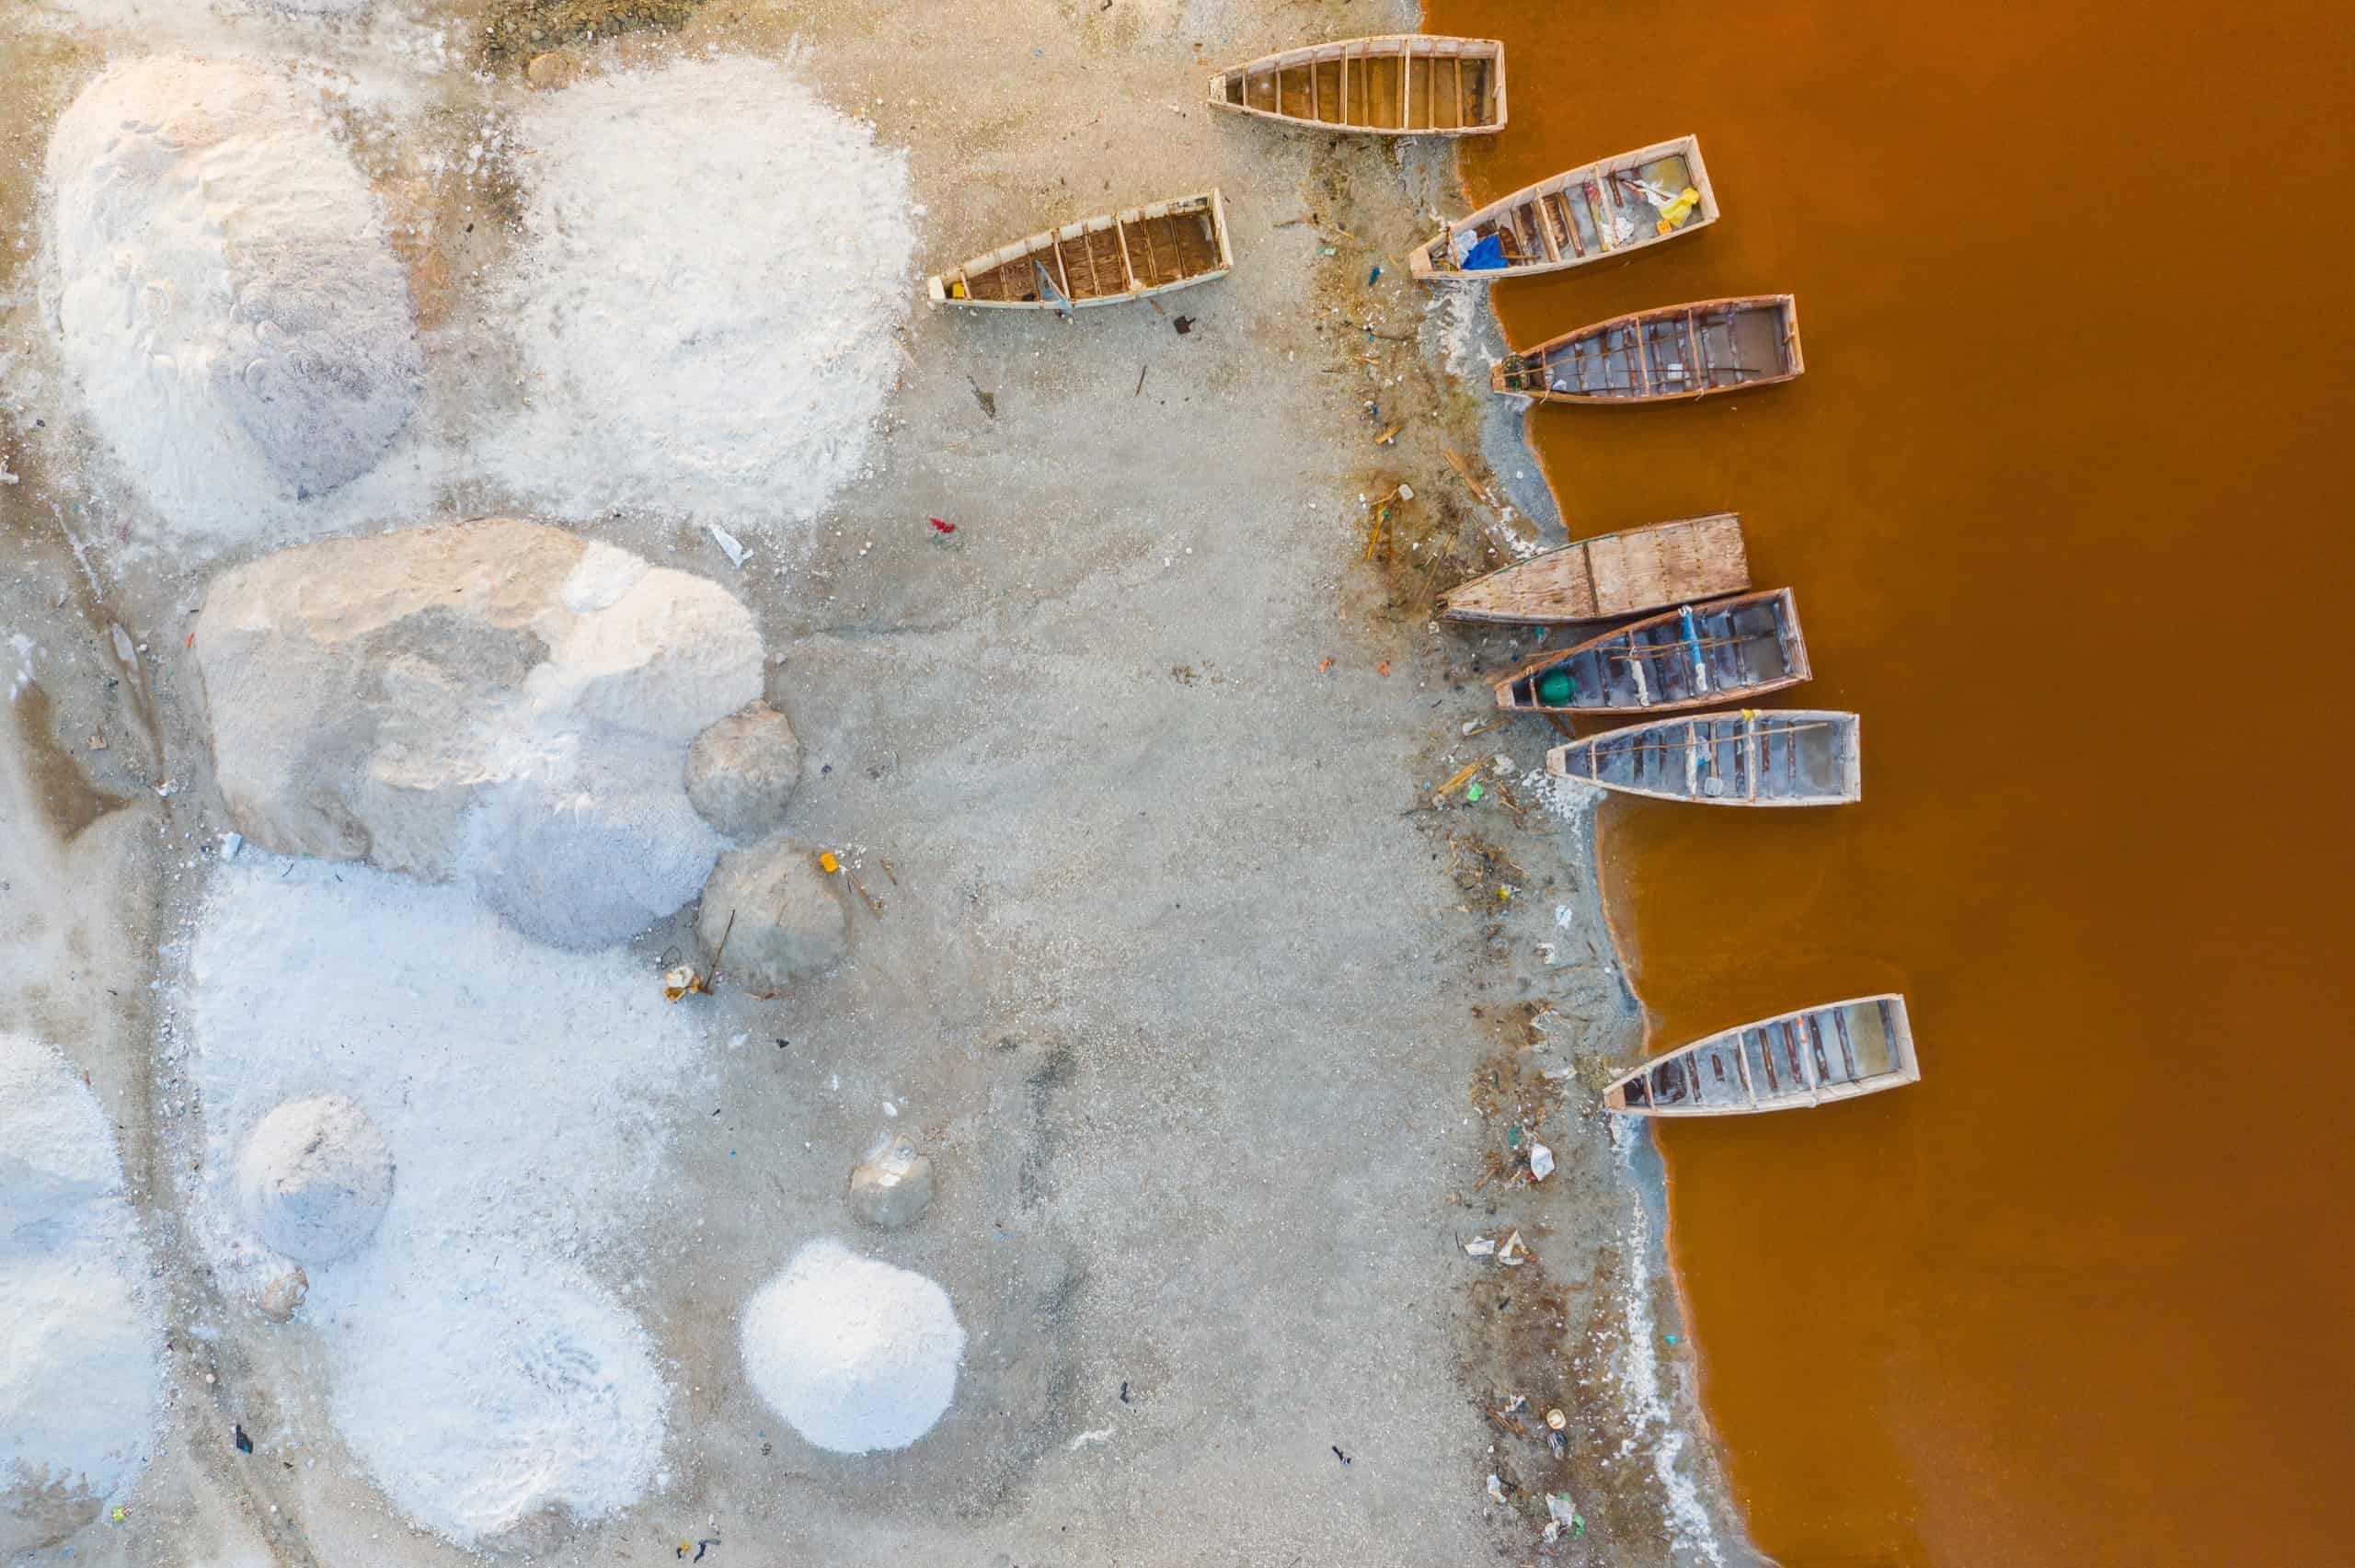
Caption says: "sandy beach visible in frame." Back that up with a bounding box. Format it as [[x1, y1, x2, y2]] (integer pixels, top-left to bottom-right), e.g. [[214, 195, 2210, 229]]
[[0, 0, 1755, 1562]]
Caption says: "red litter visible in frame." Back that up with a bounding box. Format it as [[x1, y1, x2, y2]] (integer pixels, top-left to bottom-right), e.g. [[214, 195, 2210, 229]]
[[928, 517, 956, 534]]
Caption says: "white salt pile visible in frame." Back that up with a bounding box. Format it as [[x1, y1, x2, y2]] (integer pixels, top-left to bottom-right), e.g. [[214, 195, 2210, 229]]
[[190, 857, 699, 1544], [193, 521, 764, 949], [488, 56, 915, 536], [234, 1094, 394, 1263], [47, 57, 421, 542], [0, 1034, 160, 1546], [741, 1238, 964, 1455]]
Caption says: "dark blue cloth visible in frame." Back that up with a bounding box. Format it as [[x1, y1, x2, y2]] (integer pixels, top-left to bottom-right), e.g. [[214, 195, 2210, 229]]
[[1461, 234, 1508, 270]]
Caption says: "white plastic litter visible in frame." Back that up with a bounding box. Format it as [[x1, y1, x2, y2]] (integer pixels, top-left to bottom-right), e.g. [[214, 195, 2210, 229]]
[[1529, 1143, 1556, 1182]]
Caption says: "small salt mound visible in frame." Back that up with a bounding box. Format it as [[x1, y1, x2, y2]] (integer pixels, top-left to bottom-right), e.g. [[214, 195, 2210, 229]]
[[235, 1095, 393, 1263], [741, 1239, 964, 1455], [46, 57, 421, 540], [1, 1035, 160, 1545], [488, 56, 915, 535]]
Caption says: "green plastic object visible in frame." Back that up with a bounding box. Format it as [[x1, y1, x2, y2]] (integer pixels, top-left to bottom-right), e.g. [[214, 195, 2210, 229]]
[[1536, 669, 1576, 706]]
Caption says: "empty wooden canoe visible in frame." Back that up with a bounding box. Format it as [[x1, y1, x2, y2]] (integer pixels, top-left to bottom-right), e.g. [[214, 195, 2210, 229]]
[[927, 191, 1232, 311], [1410, 135, 1718, 280], [1208, 36, 1505, 136], [1546, 708, 1860, 807], [1441, 513, 1749, 624], [1496, 589, 1809, 715], [1604, 995, 1918, 1116], [1494, 295, 1803, 405]]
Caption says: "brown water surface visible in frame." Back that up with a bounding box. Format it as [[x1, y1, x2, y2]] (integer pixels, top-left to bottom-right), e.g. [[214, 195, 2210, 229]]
[[1427, 0, 2355, 1562]]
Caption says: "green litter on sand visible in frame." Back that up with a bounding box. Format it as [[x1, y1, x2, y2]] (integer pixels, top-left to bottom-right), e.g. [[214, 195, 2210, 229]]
[[1536, 669, 1577, 706], [1465, 782, 1485, 803]]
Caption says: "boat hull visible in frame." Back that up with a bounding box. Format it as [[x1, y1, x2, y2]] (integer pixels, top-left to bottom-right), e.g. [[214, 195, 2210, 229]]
[[1440, 513, 1749, 625], [1495, 295, 1802, 406], [1603, 995, 1918, 1116], [1207, 36, 1505, 136], [1410, 135, 1718, 280], [1545, 708, 1861, 807], [927, 192, 1232, 311], [1495, 589, 1809, 715]]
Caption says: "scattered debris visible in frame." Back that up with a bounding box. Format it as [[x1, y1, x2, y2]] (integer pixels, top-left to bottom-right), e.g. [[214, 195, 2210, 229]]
[[1497, 1230, 1529, 1267], [848, 1133, 934, 1230], [1317, 657, 1334, 673], [1331, 1444, 1351, 1465], [1134, 364, 1148, 397], [1433, 761, 1482, 802], [1486, 1472, 1507, 1505], [929, 516, 956, 534], [1373, 423, 1402, 446], [1172, 315, 1194, 336], [1545, 1407, 1566, 1430], [1375, 660, 1391, 678], [234, 1424, 254, 1454], [664, 910, 734, 1001], [705, 522, 750, 567], [1463, 1235, 1497, 1257], [1529, 1143, 1555, 1181], [967, 376, 996, 418]]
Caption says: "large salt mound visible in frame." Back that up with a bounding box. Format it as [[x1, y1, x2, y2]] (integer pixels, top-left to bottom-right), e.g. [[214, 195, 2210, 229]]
[[487, 56, 915, 535], [191, 858, 695, 1543], [46, 57, 421, 538], [1, 1035, 160, 1552], [191, 519, 764, 948], [741, 1239, 964, 1455]]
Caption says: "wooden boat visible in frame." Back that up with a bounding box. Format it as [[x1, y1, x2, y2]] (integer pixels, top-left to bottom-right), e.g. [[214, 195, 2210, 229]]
[[1207, 36, 1505, 136], [1603, 995, 1918, 1116], [1409, 135, 1717, 280], [1441, 513, 1748, 624], [1494, 295, 1802, 405], [1546, 708, 1860, 807], [927, 191, 1232, 311], [1495, 589, 1809, 715]]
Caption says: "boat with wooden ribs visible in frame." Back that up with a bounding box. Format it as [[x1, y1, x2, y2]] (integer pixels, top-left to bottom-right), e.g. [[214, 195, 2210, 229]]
[[1546, 708, 1860, 806], [1207, 36, 1505, 136], [1440, 512, 1748, 624], [1603, 995, 1918, 1116], [1494, 295, 1802, 405], [927, 191, 1232, 311], [1495, 589, 1808, 715], [1409, 135, 1717, 280]]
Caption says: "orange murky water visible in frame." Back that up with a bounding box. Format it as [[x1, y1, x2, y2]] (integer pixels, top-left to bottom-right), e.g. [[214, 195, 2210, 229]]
[[1428, 1, 2355, 1562]]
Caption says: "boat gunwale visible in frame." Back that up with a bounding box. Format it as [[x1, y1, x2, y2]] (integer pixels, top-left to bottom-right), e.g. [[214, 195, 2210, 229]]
[[925, 190, 1233, 310], [1544, 706, 1862, 807], [1601, 994, 1918, 1116], [1408, 133, 1720, 280], [1492, 294, 1802, 406], [1491, 587, 1809, 715], [1203, 34, 1508, 137]]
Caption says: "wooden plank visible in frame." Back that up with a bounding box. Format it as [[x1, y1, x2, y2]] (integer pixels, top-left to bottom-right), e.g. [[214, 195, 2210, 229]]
[[1310, 53, 1320, 120], [1453, 55, 1465, 130], [1113, 220, 1138, 293], [1400, 47, 1412, 129], [1339, 44, 1350, 128]]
